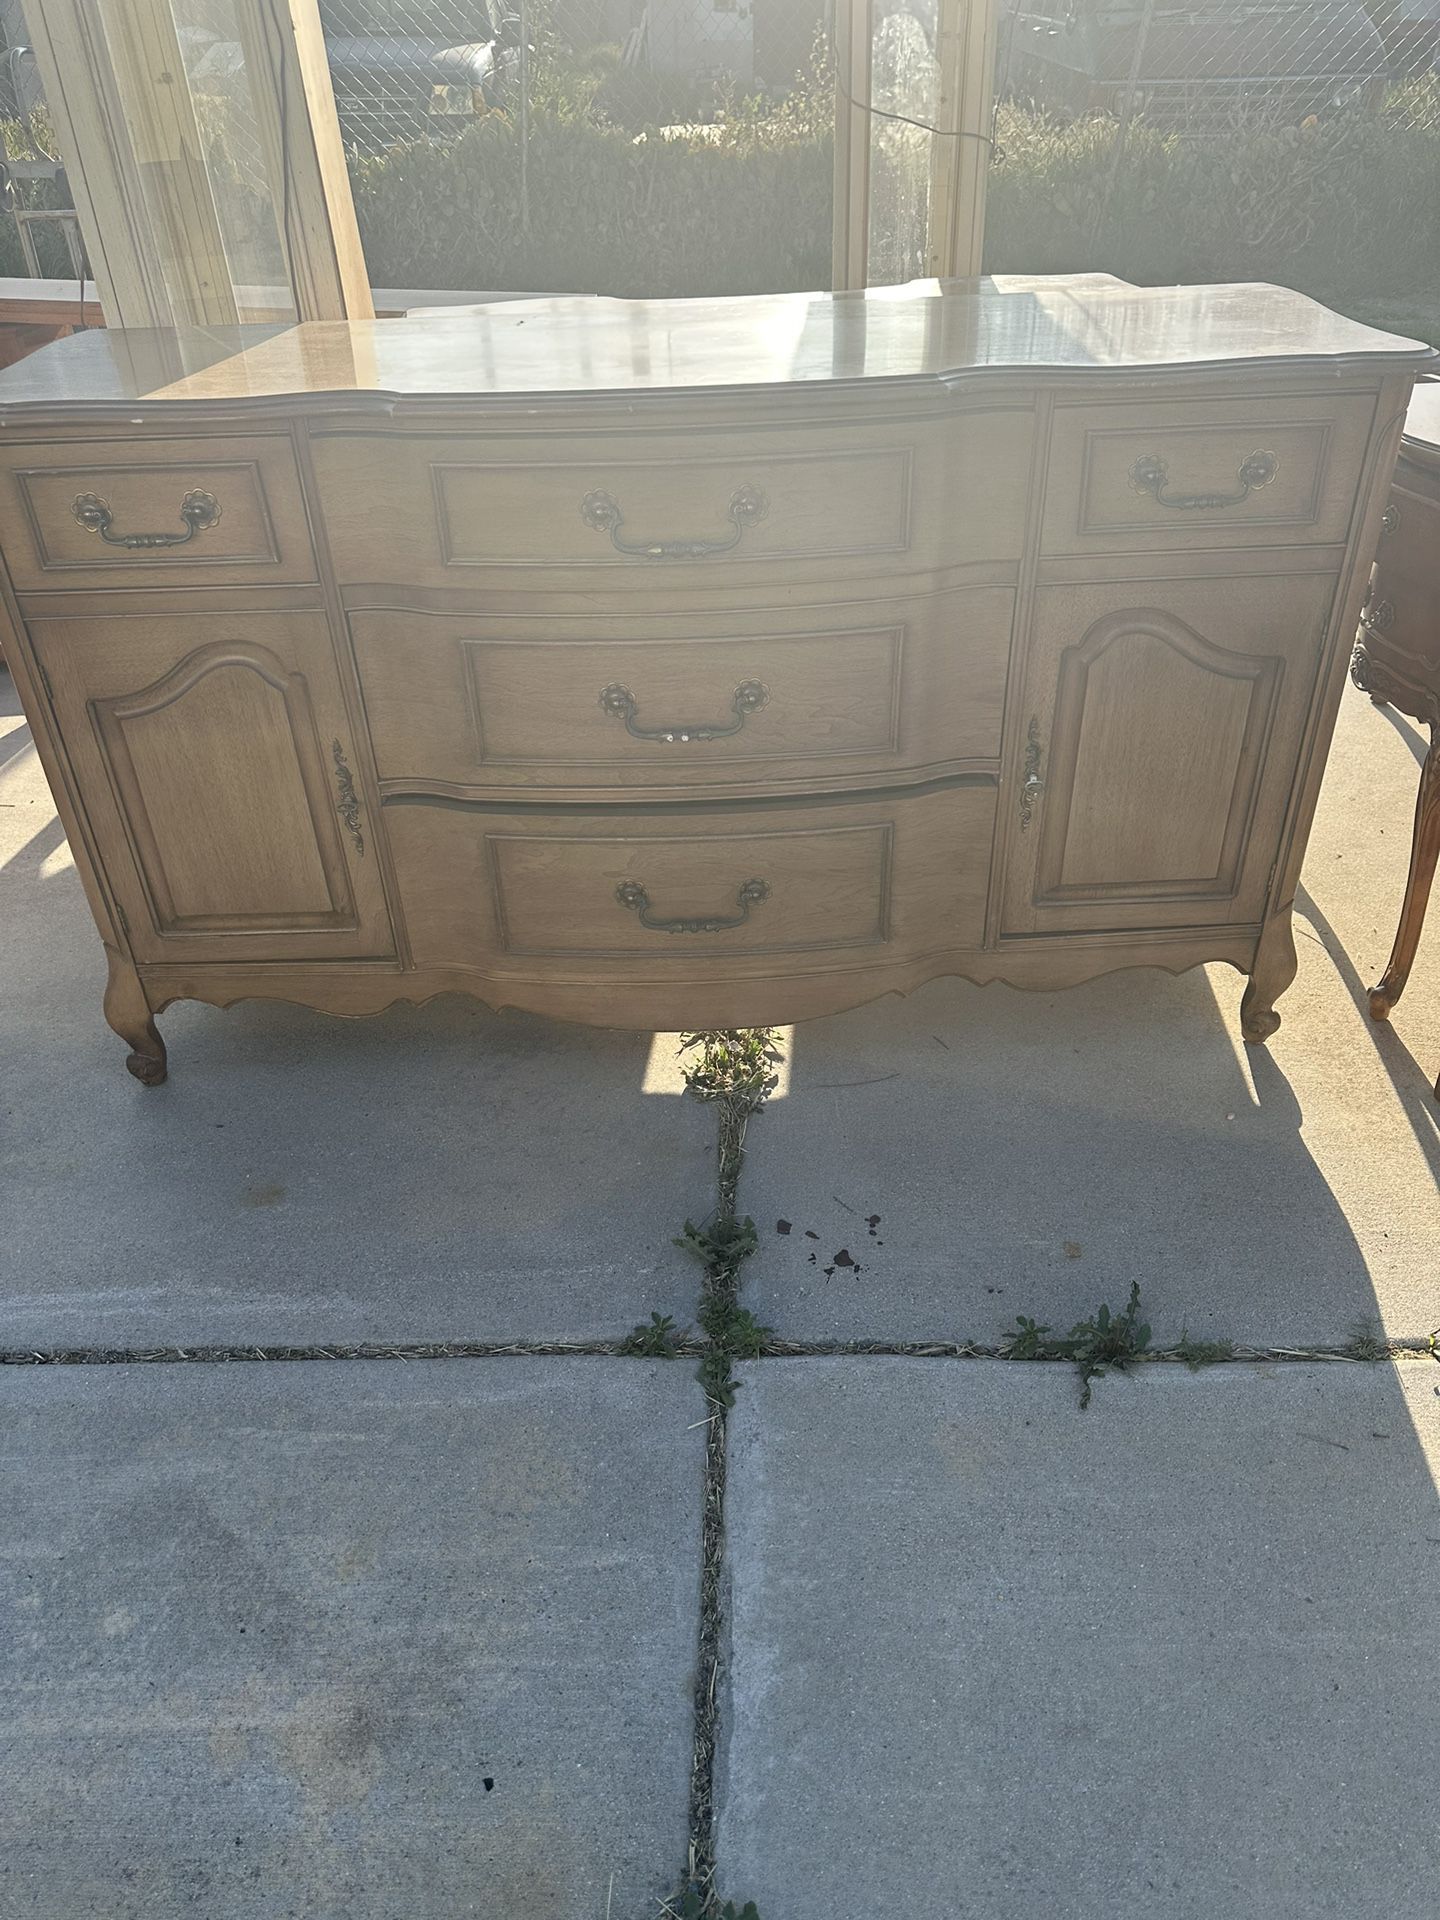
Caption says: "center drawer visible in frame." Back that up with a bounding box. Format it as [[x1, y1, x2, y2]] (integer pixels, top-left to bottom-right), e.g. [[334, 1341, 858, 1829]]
[[351, 588, 1012, 799], [312, 412, 1034, 592], [385, 782, 996, 976]]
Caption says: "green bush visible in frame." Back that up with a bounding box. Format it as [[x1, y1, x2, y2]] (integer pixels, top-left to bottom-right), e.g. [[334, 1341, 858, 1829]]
[[348, 107, 832, 297], [983, 102, 1440, 299], [341, 92, 1439, 340]]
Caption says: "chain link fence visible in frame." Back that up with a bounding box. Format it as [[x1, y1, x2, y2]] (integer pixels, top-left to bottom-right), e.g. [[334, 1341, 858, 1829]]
[[314, 0, 825, 150], [996, 0, 1439, 134]]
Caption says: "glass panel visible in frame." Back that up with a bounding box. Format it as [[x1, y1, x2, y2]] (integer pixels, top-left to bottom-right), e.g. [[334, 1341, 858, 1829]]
[[866, 0, 940, 285], [0, 0, 86, 284], [168, 0, 295, 319]]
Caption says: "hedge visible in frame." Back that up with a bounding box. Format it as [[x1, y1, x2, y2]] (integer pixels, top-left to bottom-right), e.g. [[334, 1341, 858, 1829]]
[[341, 96, 1440, 340]]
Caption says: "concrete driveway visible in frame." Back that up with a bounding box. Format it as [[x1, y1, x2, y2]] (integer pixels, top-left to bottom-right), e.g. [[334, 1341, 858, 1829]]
[[2, 667, 1437, 1918]]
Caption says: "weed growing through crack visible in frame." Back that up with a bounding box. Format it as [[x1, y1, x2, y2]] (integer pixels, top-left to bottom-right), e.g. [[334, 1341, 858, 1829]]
[[1172, 1328, 1237, 1371], [619, 1311, 685, 1358], [1006, 1282, 1153, 1407], [676, 1029, 783, 1405]]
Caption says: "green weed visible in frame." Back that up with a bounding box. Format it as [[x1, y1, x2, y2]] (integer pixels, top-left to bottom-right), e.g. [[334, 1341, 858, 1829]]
[[1007, 1283, 1152, 1407], [620, 1311, 684, 1357]]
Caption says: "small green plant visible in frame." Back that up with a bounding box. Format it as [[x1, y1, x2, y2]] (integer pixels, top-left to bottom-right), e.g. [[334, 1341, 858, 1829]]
[[676, 1215, 760, 1277], [699, 1297, 772, 1359], [1008, 1314, 1053, 1361], [1064, 1283, 1152, 1408], [1006, 1284, 1151, 1407], [679, 1029, 783, 1110], [620, 1311, 684, 1357], [1172, 1328, 1236, 1371], [697, 1349, 739, 1411]]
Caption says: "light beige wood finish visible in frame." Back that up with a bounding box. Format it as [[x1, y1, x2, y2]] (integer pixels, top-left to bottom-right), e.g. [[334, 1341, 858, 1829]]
[[349, 588, 1012, 797], [29, 607, 392, 965], [384, 784, 993, 981], [1001, 574, 1339, 936], [232, 0, 375, 323], [830, 0, 874, 290], [0, 281, 1428, 1081], [926, 0, 998, 280], [1042, 391, 1380, 554], [0, 436, 315, 590], [311, 413, 1035, 596]]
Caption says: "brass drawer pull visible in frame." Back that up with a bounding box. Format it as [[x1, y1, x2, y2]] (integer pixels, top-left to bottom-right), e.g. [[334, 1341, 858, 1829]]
[[599, 678, 768, 743], [615, 875, 769, 934], [1019, 716, 1044, 830], [71, 487, 222, 548], [1129, 449, 1277, 511], [581, 484, 768, 559]]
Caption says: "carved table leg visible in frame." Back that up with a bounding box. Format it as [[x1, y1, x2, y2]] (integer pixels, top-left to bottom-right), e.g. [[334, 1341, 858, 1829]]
[[103, 945, 167, 1086], [1241, 910, 1299, 1045], [1369, 722, 1440, 1021]]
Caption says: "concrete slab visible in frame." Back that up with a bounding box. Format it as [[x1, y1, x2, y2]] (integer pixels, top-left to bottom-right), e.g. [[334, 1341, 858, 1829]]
[[0, 1355, 703, 1920], [719, 1356, 1440, 1920], [1, 680, 709, 1349], [745, 691, 1440, 1349]]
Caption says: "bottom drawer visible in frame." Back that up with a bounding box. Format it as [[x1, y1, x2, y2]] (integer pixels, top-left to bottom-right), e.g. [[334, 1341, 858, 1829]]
[[386, 782, 995, 979]]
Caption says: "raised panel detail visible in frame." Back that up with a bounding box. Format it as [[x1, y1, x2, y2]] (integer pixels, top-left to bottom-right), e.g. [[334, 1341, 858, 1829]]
[[432, 446, 914, 569], [1001, 573, 1338, 938], [461, 629, 902, 769], [0, 436, 316, 589], [91, 644, 358, 936], [1037, 612, 1279, 905], [487, 822, 893, 958], [1042, 392, 1379, 555], [348, 588, 1013, 798]]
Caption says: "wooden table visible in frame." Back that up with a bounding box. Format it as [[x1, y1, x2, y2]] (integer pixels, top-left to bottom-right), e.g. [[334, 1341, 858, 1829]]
[[1350, 382, 1440, 1095]]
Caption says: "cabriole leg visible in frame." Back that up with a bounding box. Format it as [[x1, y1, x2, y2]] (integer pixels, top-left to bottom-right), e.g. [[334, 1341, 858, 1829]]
[[103, 945, 167, 1086], [1369, 723, 1440, 1021], [1241, 911, 1299, 1046]]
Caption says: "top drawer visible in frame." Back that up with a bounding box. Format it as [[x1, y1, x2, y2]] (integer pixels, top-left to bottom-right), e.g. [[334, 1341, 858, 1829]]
[[312, 414, 1034, 593], [1041, 391, 1379, 556], [0, 435, 316, 591]]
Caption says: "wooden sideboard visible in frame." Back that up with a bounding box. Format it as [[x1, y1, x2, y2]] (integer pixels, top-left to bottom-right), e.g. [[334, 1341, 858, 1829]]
[[0, 276, 1429, 1083], [1350, 380, 1440, 1094]]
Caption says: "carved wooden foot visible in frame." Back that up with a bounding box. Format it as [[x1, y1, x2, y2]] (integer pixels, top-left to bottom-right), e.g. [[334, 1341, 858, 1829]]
[[1241, 912, 1299, 1046], [1368, 725, 1439, 1022], [103, 946, 167, 1086]]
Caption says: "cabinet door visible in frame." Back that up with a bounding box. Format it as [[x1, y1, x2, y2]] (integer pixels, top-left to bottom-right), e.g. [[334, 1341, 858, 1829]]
[[1001, 575, 1337, 936], [32, 609, 393, 963]]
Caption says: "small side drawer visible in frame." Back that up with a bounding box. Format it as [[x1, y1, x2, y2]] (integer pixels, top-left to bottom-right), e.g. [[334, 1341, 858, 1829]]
[[0, 436, 316, 589], [386, 782, 995, 974], [351, 587, 1012, 798], [1042, 392, 1378, 555]]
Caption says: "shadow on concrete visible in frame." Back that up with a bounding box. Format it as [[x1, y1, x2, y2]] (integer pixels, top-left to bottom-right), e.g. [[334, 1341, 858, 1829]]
[[745, 962, 1402, 1350], [0, 678, 709, 1351]]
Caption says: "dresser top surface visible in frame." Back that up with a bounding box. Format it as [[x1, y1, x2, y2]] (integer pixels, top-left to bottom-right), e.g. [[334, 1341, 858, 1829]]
[[0, 276, 1430, 418]]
